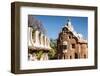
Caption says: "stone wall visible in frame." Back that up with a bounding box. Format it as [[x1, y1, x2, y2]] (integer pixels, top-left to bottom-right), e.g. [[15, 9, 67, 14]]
[[57, 27, 88, 59]]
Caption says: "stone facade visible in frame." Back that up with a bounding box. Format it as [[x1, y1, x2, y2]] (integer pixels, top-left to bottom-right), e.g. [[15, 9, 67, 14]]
[[57, 19, 88, 59]]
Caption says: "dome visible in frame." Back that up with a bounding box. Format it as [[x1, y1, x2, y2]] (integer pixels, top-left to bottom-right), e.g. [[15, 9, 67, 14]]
[[64, 18, 74, 32]]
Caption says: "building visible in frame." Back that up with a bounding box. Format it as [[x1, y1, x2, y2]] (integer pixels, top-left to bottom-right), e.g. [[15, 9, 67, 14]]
[[28, 16, 51, 61], [57, 19, 88, 59]]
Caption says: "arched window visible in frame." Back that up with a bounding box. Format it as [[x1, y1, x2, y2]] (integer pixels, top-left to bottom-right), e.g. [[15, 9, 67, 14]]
[[70, 56, 72, 59], [69, 35, 71, 39], [62, 27, 68, 33], [64, 54, 66, 59], [75, 53, 78, 59], [72, 44, 75, 49], [84, 54, 86, 58]]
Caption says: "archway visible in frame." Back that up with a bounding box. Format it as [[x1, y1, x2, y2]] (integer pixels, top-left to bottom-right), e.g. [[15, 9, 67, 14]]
[[75, 53, 78, 59]]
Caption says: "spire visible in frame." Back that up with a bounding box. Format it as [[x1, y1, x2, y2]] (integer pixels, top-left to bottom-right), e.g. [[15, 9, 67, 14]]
[[64, 17, 74, 31], [67, 17, 71, 26]]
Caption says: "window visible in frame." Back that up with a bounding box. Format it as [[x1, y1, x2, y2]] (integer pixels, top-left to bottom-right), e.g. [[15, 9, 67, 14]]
[[70, 56, 72, 59], [64, 54, 65, 59], [72, 44, 75, 48], [75, 53, 78, 59], [63, 27, 67, 31], [62, 27, 68, 33], [84, 54, 86, 58], [69, 35, 71, 39], [63, 45, 67, 49]]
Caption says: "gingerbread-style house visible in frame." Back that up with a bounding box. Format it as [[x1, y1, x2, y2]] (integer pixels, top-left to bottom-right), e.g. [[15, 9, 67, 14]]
[[57, 19, 88, 59]]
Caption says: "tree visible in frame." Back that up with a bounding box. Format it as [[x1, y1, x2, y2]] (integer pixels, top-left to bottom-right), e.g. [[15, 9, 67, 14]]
[[36, 51, 43, 60], [48, 39, 57, 59], [28, 15, 46, 34]]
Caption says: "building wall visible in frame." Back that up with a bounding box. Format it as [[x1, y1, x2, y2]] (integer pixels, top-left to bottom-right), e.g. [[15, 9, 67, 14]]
[[57, 27, 88, 59], [80, 43, 88, 58]]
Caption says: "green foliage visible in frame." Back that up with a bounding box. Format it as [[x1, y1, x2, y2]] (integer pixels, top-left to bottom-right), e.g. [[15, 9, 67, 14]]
[[36, 51, 43, 60], [48, 39, 57, 59]]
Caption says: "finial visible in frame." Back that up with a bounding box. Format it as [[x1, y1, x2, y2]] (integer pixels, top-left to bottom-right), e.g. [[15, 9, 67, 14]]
[[67, 17, 71, 22], [67, 17, 71, 26]]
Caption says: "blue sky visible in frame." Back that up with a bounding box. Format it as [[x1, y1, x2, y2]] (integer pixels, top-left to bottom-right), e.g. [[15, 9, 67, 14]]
[[30, 15, 88, 40]]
